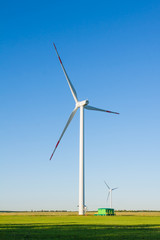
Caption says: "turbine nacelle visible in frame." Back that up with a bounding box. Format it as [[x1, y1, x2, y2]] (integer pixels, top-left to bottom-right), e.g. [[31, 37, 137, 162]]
[[76, 100, 89, 108]]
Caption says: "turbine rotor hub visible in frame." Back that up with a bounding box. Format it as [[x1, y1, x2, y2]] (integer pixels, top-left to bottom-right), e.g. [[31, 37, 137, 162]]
[[76, 100, 89, 108]]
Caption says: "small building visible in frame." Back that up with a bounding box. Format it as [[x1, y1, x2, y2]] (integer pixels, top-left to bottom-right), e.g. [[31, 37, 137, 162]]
[[95, 208, 114, 216]]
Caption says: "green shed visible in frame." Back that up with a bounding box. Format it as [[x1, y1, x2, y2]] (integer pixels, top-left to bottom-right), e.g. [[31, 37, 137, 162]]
[[95, 208, 114, 216]]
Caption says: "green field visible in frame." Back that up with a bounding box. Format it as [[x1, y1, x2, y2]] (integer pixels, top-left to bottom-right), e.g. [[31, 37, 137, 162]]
[[0, 212, 160, 239]]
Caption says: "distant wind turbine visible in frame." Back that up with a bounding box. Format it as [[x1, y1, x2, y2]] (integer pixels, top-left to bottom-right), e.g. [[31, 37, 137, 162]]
[[50, 43, 119, 215], [104, 181, 118, 208]]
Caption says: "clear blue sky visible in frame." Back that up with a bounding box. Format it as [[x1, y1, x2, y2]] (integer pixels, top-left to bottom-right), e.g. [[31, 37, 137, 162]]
[[0, 0, 160, 211]]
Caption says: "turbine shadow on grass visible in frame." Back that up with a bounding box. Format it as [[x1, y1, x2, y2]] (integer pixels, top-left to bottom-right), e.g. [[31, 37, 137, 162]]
[[0, 224, 160, 240]]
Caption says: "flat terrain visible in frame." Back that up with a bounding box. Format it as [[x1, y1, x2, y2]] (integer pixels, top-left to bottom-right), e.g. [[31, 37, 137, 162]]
[[0, 211, 160, 239]]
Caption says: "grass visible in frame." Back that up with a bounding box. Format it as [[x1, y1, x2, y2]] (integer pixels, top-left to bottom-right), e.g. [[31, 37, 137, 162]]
[[0, 212, 160, 239]]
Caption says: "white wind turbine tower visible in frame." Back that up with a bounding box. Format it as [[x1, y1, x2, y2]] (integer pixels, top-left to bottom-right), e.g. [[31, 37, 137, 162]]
[[50, 43, 119, 215], [104, 181, 118, 208]]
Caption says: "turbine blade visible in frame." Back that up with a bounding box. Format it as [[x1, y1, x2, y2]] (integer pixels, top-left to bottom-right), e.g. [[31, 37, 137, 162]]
[[112, 187, 118, 191], [85, 105, 119, 115], [104, 181, 110, 189], [50, 107, 78, 160], [107, 192, 110, 202], [53, 43, 78, 103]]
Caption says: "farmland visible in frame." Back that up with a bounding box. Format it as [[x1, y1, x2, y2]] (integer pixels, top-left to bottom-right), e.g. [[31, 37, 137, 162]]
[[0, 211, 160, 239]]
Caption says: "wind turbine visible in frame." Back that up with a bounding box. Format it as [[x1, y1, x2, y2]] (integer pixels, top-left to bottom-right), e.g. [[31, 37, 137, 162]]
[[50, 43, 119, 215], [104, 181, 118, 208]]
